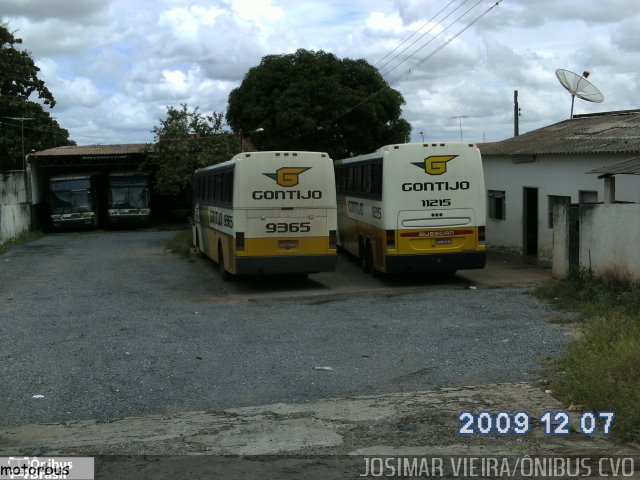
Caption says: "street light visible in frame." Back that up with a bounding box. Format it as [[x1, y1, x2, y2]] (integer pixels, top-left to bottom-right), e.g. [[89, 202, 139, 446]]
[[449, 115, 467, 142], [4, 116, 34, 170], [239, 127, 264, 152]]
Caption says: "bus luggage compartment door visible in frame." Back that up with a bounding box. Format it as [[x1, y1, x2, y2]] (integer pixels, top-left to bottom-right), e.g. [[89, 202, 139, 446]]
[[396, 208, 478, 253]]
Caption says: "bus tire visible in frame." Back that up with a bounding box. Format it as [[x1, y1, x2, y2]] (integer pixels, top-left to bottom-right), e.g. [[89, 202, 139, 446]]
[[365, 241, 378, 277], [194, 228, 205, 257], [360, 239, 372, 273], [218, 244, 232, 281]]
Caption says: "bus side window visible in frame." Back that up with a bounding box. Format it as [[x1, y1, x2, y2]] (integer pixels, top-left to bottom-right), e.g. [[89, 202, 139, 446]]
[[223, 171, 233, 204], [354, 165, 362, 195], [347, 166, 354, 194], [336, 167, 345, 194], [203, 176, 208, 202], [214, 174, 222, 203], [372, 162, 382, 199], [364, 164, 372, 195], [207, 174, 216, 203]]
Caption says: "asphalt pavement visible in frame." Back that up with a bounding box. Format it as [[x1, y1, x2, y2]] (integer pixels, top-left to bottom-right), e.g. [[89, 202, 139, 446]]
[[0, 230, 569, 427]]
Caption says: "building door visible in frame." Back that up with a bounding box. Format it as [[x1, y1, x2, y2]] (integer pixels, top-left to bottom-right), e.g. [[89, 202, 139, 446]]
[[523, 187, 538, 256]]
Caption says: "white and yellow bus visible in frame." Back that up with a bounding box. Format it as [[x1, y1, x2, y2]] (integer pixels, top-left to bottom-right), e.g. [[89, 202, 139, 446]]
[[193, 151, 338, 279], [334, 142, 486, 275]]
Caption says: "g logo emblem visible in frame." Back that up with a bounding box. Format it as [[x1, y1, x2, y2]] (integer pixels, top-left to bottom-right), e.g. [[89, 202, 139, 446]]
[[412, 155, 458, 175], [264, 167, 310, 187]]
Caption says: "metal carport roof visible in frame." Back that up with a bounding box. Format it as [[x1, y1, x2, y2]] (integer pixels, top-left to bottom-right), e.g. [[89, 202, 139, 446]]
[[586, 156, 640, 178]]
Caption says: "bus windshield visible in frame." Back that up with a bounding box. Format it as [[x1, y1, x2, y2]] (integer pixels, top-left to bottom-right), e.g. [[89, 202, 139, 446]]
[[110, 186, 148, 209], [50, 190, 92, 214]]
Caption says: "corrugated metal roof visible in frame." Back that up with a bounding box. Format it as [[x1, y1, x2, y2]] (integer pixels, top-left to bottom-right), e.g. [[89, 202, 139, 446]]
[[31, 144, 152, 157], [480, 109, 640, 156], [586, 156, 640, 178]]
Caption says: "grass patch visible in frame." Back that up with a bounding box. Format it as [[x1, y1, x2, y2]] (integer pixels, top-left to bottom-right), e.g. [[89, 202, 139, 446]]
[[166, 229, 193, 258], [535, 276, 640, 318], [0, 231, 45, 255], [536, 278, 640, 442]]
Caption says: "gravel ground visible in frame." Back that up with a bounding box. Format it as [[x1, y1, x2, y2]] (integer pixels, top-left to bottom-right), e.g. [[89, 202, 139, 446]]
[[0, 230, 569, 426]]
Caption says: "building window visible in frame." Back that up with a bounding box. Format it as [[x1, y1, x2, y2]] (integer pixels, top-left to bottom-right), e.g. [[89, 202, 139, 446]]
[[488, 190, 506, 220], [548, 195, 571, 228], [579, 190, 598, 203]]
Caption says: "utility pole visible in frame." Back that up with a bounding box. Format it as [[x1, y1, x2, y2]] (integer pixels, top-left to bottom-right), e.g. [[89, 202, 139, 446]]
[[513, 90, 520, 137], [4, 117, 34, 170], [449, 115, 467, 142]]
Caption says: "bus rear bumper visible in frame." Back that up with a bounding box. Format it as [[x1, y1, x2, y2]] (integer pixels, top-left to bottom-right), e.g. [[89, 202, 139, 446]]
[[51, 216, 97, 229], [107, 215, 151, 225], [235, 254, 338, 275], [384, 251, 486, 273]]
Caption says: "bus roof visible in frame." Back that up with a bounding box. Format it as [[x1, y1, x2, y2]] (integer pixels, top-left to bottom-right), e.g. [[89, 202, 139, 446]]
[[195, 151, 331, 175], [335, 142, 478, 164], [50, 173, 96, 182], [108, 171, 149, 177]]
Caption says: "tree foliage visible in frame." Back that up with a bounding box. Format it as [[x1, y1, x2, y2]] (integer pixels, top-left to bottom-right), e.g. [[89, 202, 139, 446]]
[[144, 104, 239, 196], [0, 21, 73, 171], [226, 49, 411, 159]]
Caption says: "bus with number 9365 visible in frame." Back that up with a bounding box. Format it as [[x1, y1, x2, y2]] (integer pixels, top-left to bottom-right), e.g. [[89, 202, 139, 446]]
[[334, 142, 486, 275], [193, 151, 338, 279]]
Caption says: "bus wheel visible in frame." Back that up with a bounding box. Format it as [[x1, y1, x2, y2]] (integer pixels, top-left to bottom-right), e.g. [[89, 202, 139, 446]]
[[194, 228, 205, 257], [360, 240, 372, 273], [365, 241, 378, 277], [218, 245, 232, 281]]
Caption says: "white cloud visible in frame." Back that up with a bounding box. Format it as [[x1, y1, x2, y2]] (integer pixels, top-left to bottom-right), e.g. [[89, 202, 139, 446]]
[[3, 0, 640, 145], [35, 59, 102, 111], [57, 78, 103, 110], [157, 5, 226, 40], [231, 0, 284, 24], [1, 0, 108, 21]]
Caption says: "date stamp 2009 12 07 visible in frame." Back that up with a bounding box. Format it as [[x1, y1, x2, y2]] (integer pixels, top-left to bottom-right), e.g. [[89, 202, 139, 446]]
[[458, 410, 615, 436]]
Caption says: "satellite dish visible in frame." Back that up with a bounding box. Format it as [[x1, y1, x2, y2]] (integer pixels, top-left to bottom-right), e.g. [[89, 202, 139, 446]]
[[555, 69, 604, 118]]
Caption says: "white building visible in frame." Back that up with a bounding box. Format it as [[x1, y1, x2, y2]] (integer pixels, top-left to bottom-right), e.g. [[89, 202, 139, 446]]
[[479, 109, 640, 263]]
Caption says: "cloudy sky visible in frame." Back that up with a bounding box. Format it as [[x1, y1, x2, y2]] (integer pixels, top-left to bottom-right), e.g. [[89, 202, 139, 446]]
[[4, 0, 640, 146]]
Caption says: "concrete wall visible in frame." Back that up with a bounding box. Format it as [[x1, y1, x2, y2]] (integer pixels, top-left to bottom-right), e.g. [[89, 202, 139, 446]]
[[578, 203, 640, 283], [552, 203, 640, 284], [551, 204, 570, 279], [483, 153, 640, 262], [0, 172, 31, 244]]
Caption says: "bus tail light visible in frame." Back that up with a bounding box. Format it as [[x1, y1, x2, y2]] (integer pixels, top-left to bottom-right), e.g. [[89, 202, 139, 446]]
[[386, 230, 396, 249], [236, 232, 245, 251], [329, 230, 337, 249], [478, 226, 486, 244]]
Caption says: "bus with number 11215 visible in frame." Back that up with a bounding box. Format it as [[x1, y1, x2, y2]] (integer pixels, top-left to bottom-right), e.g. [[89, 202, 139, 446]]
[[334, 142, 486, 275]]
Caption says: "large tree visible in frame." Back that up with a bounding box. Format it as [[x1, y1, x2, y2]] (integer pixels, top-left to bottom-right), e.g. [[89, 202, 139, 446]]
[[144, 104, 239, 195], [0, 21, 73, 171], [226, 49, 411, 159]]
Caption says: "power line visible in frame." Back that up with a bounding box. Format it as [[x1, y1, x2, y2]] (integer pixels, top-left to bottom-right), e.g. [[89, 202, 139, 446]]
[[376, 0, 474, 75], [249, 2, 501, 150], [379, 0, 488, 80], [322, 0, 502, 131], [395, 0, 502, 80], [0, 119, 68, 135], [373, 0, 460, 68]]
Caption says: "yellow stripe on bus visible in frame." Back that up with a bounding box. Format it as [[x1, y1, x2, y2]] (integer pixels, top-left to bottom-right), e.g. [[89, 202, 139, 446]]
[[395, 226, 486, 255], [339, 217, 485, 256], [236, 236, 335, 257]]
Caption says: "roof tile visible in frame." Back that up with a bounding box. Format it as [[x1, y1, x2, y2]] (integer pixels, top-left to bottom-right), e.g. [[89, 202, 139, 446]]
[[480, 110, 640, 156]]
